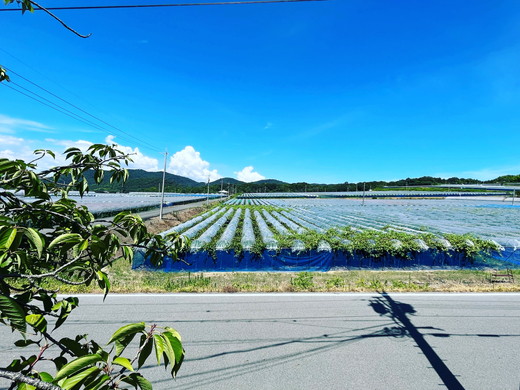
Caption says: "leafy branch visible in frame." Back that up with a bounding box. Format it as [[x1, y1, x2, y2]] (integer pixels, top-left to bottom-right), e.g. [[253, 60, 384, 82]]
[[1, 145, 187, 389]]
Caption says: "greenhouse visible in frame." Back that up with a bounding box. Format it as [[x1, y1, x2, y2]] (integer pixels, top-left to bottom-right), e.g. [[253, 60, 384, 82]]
[[133, 196, 520, 272]]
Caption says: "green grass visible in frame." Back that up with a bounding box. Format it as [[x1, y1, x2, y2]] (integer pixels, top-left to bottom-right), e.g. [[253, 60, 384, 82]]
[[42, 258, 520, 294]]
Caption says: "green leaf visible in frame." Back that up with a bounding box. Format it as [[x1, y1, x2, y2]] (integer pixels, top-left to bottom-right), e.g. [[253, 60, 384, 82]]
[[54, 354, 103, 382], [82, 373, 110, 390], [160, 334, 175, 368], [38, 372, 54, 383], [61, 366, 100, 390], [112, 356, 134, 372], [48, 233, 83, 250], [162, 329, 184, 365], [115, 333, 136, 356], [14, 339, 37, 347], [0, 295, 26, 333], [123, 373, 152, 390], [17, 383, 35, 390], [107, 322, 145, 344], [153, 334, 165, 365], [96, 270, 110, 301], [25, 313, 47, 333], [0, 227, 17, 249], [78, 238, 89, 252], [137, 336, 153, 369], [23, 228, 44, 258], [122, 246, 134, 261]]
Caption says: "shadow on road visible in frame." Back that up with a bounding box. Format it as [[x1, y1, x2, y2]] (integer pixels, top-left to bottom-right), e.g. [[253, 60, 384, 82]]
[[369, 291, 464, 390], [159, 292, 516, 389]]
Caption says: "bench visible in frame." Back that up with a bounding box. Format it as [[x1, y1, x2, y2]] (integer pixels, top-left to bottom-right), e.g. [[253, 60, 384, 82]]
[[490, 269, 514, 284]]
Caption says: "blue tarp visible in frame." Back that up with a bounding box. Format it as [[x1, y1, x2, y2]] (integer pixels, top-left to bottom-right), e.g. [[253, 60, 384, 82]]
[[132, 247, 520, 272]]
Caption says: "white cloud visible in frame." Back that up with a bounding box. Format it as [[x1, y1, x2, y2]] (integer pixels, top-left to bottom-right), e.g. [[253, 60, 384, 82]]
[[104, 135, 159, 171], [46, 138, 93, 151], [0, 134, 25, 146], [169, 146, 221, 182], [235, 166, 265, 183], [264, 122, 273, 129], [0, 134, 159, 172], [0, 135, 38, 162], [0, 114, 53, 134]]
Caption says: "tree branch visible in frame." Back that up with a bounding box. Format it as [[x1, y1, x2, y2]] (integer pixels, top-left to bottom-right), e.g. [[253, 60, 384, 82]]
[[0, 254, 86, 280], [28, 0, 91, 38], [0, 369, 61, 390]]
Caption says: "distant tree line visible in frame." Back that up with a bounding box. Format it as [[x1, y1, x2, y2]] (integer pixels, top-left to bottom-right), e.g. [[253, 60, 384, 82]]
[[80, 170, 520, 194]]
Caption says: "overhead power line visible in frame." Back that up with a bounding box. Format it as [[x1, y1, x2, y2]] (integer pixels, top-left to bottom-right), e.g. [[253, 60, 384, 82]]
[[2, 82, 106, 131], [3, 66, 161, 153], [0, 0, 329, 12], [1, 67, 163, 153]]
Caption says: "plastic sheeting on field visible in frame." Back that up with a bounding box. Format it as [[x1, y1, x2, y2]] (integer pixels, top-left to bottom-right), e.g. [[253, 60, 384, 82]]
[[132, 247, 519, 272]]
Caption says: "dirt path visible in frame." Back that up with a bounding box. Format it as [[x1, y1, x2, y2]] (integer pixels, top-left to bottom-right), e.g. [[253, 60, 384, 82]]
[[144, 206, 205, 234]]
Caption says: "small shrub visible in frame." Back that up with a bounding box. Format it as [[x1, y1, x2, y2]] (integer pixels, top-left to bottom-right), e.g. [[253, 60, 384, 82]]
[[326, 276, 345, 288], [291, 272, 314, 290]]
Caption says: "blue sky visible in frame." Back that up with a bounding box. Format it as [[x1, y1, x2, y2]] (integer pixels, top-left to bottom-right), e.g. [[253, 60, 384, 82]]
[[1, 0, 520, 183]]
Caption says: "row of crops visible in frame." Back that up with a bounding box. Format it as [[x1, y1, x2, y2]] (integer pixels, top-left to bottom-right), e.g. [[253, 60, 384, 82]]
[[22, 192, 224, 216], [238, 191, 510, 199], [158, 198, 520, 267]]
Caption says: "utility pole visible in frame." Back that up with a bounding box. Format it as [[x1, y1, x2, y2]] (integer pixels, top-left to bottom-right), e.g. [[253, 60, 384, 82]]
[[206, 176, 210, 206], [159, 150, 168, 220], [362, 182, 366, 206]]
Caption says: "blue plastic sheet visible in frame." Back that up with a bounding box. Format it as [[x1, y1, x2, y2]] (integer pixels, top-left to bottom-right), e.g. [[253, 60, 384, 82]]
[[132, 247, 519, 272]]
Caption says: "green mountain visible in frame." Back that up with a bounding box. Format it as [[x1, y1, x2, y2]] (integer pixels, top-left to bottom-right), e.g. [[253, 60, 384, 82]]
[[85, 169, 204, 193], [83, 169, 519, 194]]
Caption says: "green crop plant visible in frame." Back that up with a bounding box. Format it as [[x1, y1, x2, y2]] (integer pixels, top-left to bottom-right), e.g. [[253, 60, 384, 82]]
[[201, 219, 230, 259], [442, 233, 500, 259], [229, 211, 245, 257], [250, 216, 267, 256], [226, 204, 288, 213]]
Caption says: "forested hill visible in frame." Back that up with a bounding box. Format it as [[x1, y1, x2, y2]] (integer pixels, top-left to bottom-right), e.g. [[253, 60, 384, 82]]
[[84, 169, 519, 193], [84, 169, 203, 193]]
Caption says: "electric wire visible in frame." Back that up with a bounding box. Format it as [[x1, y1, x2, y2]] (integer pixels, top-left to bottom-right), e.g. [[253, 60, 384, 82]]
[[0, 0, 329, 12], [1, 49, 162, 153], [3, 80, 163, 152], [9, 80, 108, 132], [3, 66, 162, 153], [1, 82, 108, 131], [0, 47, 102, 113]]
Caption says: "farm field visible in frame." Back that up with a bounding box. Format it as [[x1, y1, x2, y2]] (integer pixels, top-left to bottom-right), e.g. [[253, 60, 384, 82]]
[[19, 192, 223, 216], [136, 196, 520, 272]]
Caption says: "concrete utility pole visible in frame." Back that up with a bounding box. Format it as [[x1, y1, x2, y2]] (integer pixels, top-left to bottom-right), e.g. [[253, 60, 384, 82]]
[[206, 176, 210, 206], [362, 182, 366, 206], [159, 150, 168, 220]]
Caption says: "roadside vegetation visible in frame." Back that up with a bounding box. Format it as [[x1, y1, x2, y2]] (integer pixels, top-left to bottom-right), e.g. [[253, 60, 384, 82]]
[[46, 260, 520, 293]]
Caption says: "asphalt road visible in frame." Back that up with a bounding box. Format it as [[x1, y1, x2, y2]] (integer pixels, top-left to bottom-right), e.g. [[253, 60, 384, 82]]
[[1, 293, 519, 390], [100, 198, 221, 222]]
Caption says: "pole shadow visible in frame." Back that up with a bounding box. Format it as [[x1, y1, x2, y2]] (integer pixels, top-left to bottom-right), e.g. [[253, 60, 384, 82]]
[[369, 291, 465, 390]]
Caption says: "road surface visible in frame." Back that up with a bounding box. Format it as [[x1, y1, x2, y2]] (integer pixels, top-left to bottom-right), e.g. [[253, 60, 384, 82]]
[[1, 293, 519, 389]]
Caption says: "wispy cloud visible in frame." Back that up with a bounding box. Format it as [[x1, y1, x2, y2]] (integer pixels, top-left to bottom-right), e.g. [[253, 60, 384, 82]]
[[0, 114, 53, 134], [263, 122, 273, 130], [294, 111, 364, 140]]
